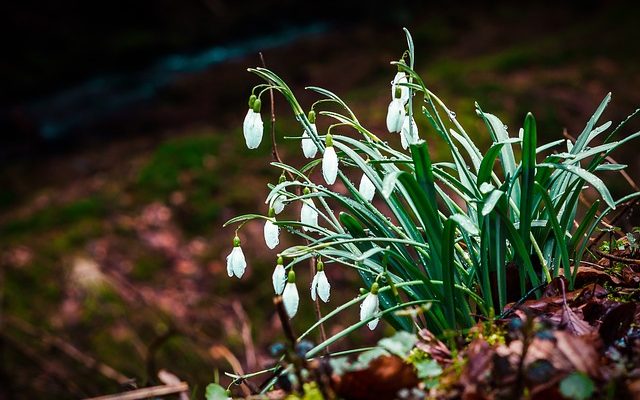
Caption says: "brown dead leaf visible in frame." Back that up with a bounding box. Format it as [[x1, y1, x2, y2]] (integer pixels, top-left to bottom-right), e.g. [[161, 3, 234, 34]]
[[599, 302, 637, 346], [416, 329, 451, 366], [573, 265, 620, 287], [459, 340, 495, 399], [332, 355, 418, 400], [499, 331, 599, 378], [560, 302, 593, 335]]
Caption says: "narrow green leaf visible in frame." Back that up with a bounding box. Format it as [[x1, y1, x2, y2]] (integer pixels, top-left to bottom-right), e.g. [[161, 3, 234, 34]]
[[538, 163, 615, 209], [482, 190, 505, 216], [441, 219, 457, 328], [519, 113, 537, 258], [477, 142, 505, 185]]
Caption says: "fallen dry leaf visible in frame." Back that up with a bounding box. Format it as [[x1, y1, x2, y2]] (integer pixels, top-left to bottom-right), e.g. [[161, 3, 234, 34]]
[[332, 355, 418, 400]]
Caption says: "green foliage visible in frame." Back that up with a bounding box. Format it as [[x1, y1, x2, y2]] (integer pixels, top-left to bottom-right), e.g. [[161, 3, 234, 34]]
[[414, 359, 443, 384], [284, 382, 324, 400], [378, 331, 418, 358], [227, 29, 640, 359], [204, 383, 228, 400], [559, 372, 595, 400]]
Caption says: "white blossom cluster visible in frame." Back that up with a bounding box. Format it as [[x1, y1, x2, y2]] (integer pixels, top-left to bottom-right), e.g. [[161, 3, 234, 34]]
[[225, 69, 415, 329]]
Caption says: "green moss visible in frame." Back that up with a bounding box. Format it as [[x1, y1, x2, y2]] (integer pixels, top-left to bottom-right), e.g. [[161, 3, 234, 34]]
[[130, 253, 167, 281], [137, 133, 223, 198], [1, 197, 106, 238]]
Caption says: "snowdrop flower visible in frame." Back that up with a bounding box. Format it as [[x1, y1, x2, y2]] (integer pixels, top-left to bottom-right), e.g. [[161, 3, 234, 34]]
[[386, 88, 406, 133], [266, 173, 287, 214], [310, 259, 331, 303], [358, 173, 376, 202], [263, 208, 280, 249], [242, 95, 263, 149], [226, 236, 246, 278], [272, 256, 286, 295], [272, 194, 286, 214], [322, 133, 339, 185], [302, 110, 318, 159], [391, 71, 410, 104], [360, 282, 380, 330], [400, 115, 419, 150], [282, 270, 299, 318], [300, 188, 318, 231]]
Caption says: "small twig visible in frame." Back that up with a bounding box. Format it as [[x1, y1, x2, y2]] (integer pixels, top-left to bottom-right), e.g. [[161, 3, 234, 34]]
[[6, 315, 131, 384], [209, 345, 251, 397], [259, 52, 295, 181], [497, 282, 548, 319], [273, 296, 297, 345], [232, 300, 258, 371], [83, 382, 188, 400], [588, 198, 640, 249], [593, 248, 640, 265], [145, 328, 176, 386], [605, 155, 640, 191]]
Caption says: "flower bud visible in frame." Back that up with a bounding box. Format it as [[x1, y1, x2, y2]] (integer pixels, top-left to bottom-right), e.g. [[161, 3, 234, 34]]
[[252, 98, 262, 113]]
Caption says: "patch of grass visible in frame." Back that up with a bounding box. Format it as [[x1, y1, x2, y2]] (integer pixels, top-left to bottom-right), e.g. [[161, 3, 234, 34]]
[[137, 133, 222, 198], [1, 197, 107, 238]]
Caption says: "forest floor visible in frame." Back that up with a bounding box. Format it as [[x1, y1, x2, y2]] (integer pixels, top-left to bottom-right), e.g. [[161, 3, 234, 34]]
[[2, 3, 640, 399]]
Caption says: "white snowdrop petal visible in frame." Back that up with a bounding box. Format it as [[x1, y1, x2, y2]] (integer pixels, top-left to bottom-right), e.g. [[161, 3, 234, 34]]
[[229, 247, 246, 278], [360, 293, 379, 323], [386, 99, 405, 133], [322, 146, 339, 185], [400, 116, 419, 149], [358, 173, 376, 202], [263, 220, 280, 249], [301, 126, 318, 158], [243, 111, 263, 149], [272, 194, 286, 214], [226, 252, 234, 277], [310, 273, 319, 302], [367, 318, 380, 330], [317, 271, 331, 303], [282, 282, 299, 318], [301, 200, 318, 231], [272, 264, 286, 295], [392, 72, 410, 104]]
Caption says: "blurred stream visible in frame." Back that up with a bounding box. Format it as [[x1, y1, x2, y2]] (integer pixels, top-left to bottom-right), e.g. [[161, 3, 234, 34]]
[[18, 23, 327, 141]]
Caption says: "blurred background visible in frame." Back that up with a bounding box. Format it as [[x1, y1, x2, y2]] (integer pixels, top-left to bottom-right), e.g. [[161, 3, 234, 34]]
[[2, 1, 640, 398]]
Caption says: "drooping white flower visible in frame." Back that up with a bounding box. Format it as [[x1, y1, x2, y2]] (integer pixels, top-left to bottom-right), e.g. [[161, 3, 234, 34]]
[[391, 71, 410, 104], [302, 110, 319, 158], [358, 173, 376, 202], [322, 134, 339, 185], [272, 194, 286, 214], [242, 97, 263, 149], [359, 283, 380, 330], [272, 257, 286, 295], [282, 270, 299, 318], [386, 97, 406, 133], [301, 129, 318, 159], [263, 215, 280, 249], [310, 260, 331, 303], [300, 189, 318, 231], [226, 236, 247, 278], [400, 116, 419, 150]]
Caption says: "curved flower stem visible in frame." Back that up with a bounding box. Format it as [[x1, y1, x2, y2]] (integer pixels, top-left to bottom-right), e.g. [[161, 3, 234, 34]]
[[259, 53, 294, 182]]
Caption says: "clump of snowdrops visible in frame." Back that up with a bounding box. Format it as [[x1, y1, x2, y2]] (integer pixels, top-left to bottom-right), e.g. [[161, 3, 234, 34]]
[[224, 29, 640, 357]]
